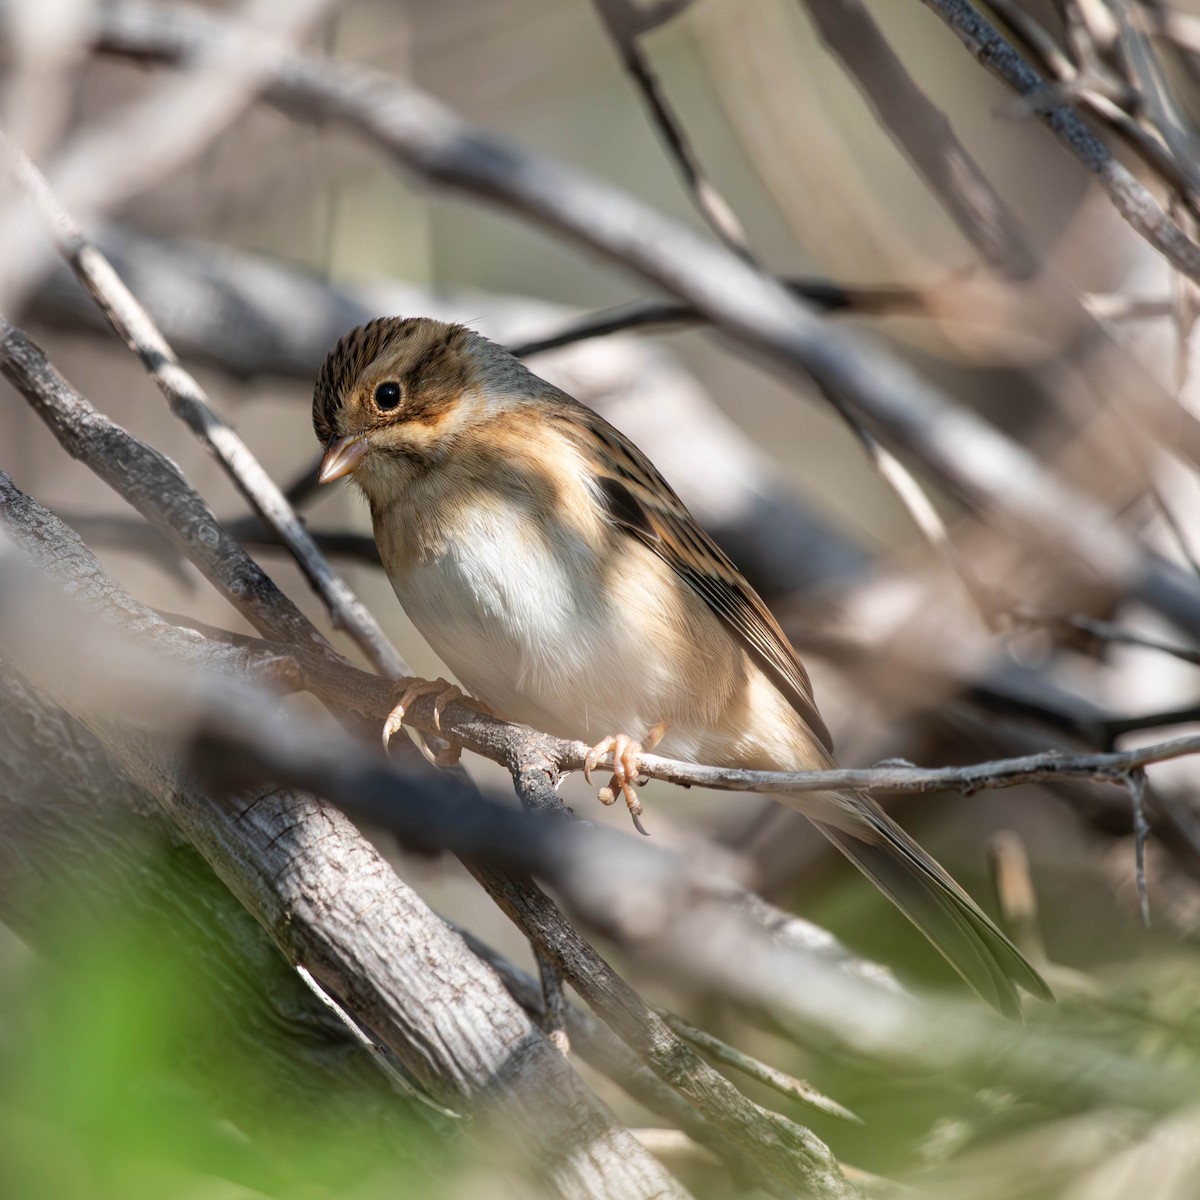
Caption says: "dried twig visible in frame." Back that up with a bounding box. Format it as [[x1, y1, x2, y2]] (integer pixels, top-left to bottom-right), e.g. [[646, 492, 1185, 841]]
[[915, 0, 1200, 278], [455, 924, 788, 1195], [1126, 769, 1152, 928], [505, 278, 928, 358], [801, 0, 1036, 278], [536, 951, 571, 1055], [1010, 608, 1200, 670], [656, 1008, 861, 1123], [591, 0, 751, 256], [1, 135, 410, 681]]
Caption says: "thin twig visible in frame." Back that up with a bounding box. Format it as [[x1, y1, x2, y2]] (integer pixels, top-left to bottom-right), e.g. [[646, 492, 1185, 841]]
[[505, 278, 928, 358], [987, 831, 1047, 964], [1125, 770, 1152, 928], [915, 0, 1200, 281], [591, 0, 752, 256], [1084, 292, 1174, 321], [1, 134, 410, 681], [655, 1008, 861, 1123], [631, 735, 1200, 799], [1009, 607, 1200, 668], [801, 0, 1036, 278], [537, 950, 571, 1055], [455, 923, 791, 1196], [466, 865, 856, 1199], [986, 0, 1076, 79]]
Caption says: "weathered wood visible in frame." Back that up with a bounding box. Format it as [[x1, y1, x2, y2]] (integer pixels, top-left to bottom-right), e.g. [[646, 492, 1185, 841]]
[[0, 660, 436, 1184], [0, 504, 691, 1199]]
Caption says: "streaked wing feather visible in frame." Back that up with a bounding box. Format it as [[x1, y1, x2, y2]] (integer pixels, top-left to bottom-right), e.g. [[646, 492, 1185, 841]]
[[557, 405, 833, 753]]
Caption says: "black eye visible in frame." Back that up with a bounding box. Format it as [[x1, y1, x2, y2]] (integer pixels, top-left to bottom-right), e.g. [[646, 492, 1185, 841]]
[[374, 381, 401, 411]]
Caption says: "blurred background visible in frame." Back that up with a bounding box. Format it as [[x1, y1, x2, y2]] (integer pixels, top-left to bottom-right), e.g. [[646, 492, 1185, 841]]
[[7, 0, 1200, 1196]]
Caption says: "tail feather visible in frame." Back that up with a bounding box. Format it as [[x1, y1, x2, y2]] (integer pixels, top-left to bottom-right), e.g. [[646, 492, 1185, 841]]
[[812, 793, 1053, 1018]]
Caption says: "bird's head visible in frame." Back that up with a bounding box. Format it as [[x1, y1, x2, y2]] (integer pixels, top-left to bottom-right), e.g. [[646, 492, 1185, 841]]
[[312, 316, 530, 505]]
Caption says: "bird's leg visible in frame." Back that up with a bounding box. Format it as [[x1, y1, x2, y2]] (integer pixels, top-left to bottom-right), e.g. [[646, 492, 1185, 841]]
[[583, 720, 668, 836], [382, 676, 499, 767]]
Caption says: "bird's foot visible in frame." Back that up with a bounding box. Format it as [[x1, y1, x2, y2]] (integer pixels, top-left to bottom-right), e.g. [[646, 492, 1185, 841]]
[[382, 677, 497, 767], [583, 721, 668, 836]]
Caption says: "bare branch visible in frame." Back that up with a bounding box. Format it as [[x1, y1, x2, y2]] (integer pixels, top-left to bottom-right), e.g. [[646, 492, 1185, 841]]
[[800, 0, 1037, 279], [455, 925, 789, 1195], [632, 735, 1200, 799], [1, 135, 410, 680], [0, 659, 431, 1158], [1127, 769, 1152, 928], [591, 0, 752, 255], [467, 864, 857, 1200], [656, 1008, 861, 1123], [505, 278, 929, 357], [1010, 607, 1200, 669], [536, 951, 571, 1056], [914, 0, 1200, 277], [0, 316, 355, 674]]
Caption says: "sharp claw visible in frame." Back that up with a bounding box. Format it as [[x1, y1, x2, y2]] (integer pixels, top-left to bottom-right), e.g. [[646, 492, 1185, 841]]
[[622, 783, 642, 818], [584, 728, 661, 835], [431, 684, 462, 734], [584, 736, 614, 786], [382, 704, 407, 753], [381, 676, 479, 763], [415, 733, 441, 766]]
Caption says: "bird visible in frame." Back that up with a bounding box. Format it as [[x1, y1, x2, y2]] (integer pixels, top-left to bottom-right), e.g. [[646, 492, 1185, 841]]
[[312, 315, 1052, 1018]]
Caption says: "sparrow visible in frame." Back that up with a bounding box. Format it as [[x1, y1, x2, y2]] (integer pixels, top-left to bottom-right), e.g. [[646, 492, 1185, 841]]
[[313, 316, 1052, 1017]]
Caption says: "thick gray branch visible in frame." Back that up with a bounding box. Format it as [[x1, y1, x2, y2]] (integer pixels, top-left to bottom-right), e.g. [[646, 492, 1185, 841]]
[[0, 659, 444, 1176]]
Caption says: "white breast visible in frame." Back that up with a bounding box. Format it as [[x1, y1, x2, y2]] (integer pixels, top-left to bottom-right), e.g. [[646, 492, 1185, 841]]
[[386, 495, 655, 740]]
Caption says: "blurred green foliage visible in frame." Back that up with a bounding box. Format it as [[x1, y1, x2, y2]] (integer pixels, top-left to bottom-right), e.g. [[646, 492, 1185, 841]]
[[0, 860, 472, 1200]]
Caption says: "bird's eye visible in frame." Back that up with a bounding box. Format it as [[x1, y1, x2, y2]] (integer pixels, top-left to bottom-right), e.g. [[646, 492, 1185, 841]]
[[374, 381, 402, 411]]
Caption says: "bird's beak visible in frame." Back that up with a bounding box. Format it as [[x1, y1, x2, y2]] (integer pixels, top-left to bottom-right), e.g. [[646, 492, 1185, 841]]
[[318, 435, 369, 484]]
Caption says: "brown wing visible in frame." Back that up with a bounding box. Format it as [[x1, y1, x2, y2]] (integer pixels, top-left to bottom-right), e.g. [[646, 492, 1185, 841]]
[[554, 404, 833, 753]]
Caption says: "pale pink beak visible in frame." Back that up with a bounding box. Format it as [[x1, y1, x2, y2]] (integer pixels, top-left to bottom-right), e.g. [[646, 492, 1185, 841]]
[[318, 435, 369, 484]]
